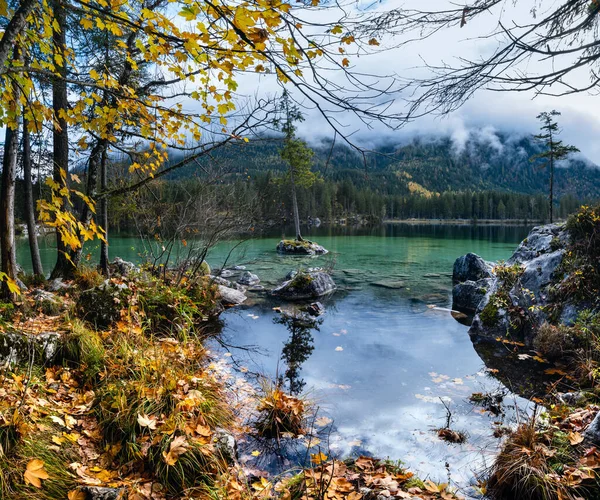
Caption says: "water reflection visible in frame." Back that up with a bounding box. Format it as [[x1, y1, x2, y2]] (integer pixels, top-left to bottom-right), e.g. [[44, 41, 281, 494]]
[[276, 312, 320, 395]]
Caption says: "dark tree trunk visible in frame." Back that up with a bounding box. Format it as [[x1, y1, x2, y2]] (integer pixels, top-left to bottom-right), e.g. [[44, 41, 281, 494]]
[[0, 120, 20, 298], [0, 0, 37, 74], [99, 146, 110, 276], [22, 115, 44, 277], [50, 0, 74, 279], [71, 138, 105, 268]]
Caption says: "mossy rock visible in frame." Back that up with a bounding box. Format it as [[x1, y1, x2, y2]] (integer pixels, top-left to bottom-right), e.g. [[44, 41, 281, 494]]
[[276, 239, 328, 255], [76, 281, 130, 329]]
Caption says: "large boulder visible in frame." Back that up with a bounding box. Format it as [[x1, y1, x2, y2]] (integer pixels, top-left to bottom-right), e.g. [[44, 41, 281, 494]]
[[452, 253, 492, 283], [218, 285, 247, 306], [110, 257, 138, 276], [76, 281, 130, 329], [0, 331, 61, 368], [453, 223, 569, 345], [276, 239, 328, 256], [452, 279, 490, 315], [271, 271, 336, 301]]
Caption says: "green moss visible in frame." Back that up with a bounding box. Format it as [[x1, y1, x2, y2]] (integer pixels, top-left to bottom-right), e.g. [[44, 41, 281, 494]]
[[0, 301, 15, 325], [290, 272, 313, 289], [480, 300, 500, 327]]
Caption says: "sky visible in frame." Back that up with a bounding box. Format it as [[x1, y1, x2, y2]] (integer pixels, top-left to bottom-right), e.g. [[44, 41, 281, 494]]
[[244, 0, 600, 163]]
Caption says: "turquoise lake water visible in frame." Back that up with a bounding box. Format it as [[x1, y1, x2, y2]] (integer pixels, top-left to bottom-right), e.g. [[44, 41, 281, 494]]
[[17, 224, 537, 492]]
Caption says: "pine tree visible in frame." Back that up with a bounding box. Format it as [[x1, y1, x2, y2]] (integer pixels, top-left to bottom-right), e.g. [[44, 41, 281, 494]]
[[531, 111, 580, 223]]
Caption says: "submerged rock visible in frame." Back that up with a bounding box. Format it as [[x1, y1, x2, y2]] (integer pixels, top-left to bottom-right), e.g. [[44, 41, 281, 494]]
[[276, 239, 328, 255], [370, 281, 406, 290], [218, 285, 247, 305], [271, 271, 336, 301]]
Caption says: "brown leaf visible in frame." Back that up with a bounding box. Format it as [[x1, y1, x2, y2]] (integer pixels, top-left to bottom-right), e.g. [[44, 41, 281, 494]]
[[569, 431, 585, 446], [163, 435, 189, 466]]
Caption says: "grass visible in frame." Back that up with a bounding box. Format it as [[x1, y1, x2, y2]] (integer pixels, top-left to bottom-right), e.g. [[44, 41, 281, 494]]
[[487, 418, 579, 500], [255, 380, 308, 439], [58, 319, 105, 383], [0, 423, 78, 500]]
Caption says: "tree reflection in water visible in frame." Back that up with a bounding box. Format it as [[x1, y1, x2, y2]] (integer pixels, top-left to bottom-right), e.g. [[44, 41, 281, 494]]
[[274, 311, 322, 395]]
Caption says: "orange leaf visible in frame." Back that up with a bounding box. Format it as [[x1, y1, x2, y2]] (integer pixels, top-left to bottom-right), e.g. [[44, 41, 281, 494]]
[[24, 459, 50, 488]]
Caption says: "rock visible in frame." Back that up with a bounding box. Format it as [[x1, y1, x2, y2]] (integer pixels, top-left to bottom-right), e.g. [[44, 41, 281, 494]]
[[584, 410, 600, 444], [233, 265, 246, 271], [211, 276, 232, 287], [0, 331, 61, 368], [237, 271, 260, 286], [276, 239, 329, 255], [303, 302, 325, 317], [32, 289, 63, 315], [518, 250, 564, 304], [219, 269, 235, 278], [218, 285, 247, 305], [452, 279, 490, 315], [557, 392, 588, 406], [213, 428, 238, 465], [111, 257, 138, 276], [83, 486, 124, 500], [453, 253, 492, 284], [508, 223, 568, 264], [47, 278, 70, 292], [76, 281, 130, 329], [370, 281, 406, 289], [271, 271, 336, 301]]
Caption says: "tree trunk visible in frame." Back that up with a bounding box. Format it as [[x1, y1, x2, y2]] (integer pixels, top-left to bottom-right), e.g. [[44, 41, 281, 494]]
[[71, 138, 105, 268], [50, 0, 74, 279], [290, 173, 303, 241], [549, 155, 554, 224], [22, 115, 44, 277], [0, 0, 37, 74], [0, 119, 20, 298], [99, 146, 110, 276]]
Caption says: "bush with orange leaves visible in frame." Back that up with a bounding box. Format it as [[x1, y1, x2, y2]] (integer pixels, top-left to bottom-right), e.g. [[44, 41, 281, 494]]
[[254, 381, 307, 439]]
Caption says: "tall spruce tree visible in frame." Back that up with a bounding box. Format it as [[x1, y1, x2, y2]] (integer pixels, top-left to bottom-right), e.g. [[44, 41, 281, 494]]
[[531, 111, 580, 223]]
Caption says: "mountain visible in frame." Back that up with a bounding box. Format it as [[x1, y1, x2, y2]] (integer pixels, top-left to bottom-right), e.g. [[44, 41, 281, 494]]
[[169, 132, 600, 199]]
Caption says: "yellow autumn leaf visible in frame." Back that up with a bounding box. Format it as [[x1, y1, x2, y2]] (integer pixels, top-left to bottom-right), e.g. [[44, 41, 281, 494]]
[[163, 436, 189, 466], [68, 490, 87, 500], [310, 451, 327, 464], [137, 413, 157, 430], [24, 459, 50, 488]]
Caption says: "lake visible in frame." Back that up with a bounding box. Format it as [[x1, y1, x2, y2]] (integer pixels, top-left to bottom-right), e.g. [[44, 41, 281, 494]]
[[17, 223, 538, 493]]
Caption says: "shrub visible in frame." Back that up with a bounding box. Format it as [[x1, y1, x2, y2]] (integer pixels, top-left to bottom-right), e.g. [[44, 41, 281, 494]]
[[480, 300, 500, 327], [74, 266, 105, 290], [0, 301, 15, 324]]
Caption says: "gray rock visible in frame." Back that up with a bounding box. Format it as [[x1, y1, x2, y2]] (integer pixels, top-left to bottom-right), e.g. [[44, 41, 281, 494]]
[[47, 278, 70, 292], [218, 285, 247, 305], [111, 257, 138, 276], [233, 265, 246, 271], [303, 302, 325, 317], [584, 410, 600, 444], [219, 269, 235, 278], [453, 253, 492, 284], [271, 271, 336, 301], [452, 279, 490, 314], [213, 428, 238, 464], [508, 223, 567, 264], [557, 392, 588, 406], [518, 250, 564, 303], [276, 239, 329, 255], [0, 331, 61, 368], [237, 271, 260, 286], [211, 276, 232, 287], [83, 486, 124, 500]]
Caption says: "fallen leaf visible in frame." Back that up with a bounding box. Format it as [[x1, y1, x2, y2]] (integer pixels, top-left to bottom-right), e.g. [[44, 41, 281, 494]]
[[568, 431, 585, 446], [335, 346, 344, 351], [163, 436, 189, 466], [137, 413, 157, 430], [24, 459, 50, 488], [68, 490, 86, 500]]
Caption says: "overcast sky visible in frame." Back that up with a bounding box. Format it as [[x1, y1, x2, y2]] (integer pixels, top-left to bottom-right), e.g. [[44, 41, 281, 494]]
[[252, 0, 600, 163]]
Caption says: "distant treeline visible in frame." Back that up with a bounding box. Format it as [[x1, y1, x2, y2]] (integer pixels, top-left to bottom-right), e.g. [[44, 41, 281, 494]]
[[103, 175, 586, 234]]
